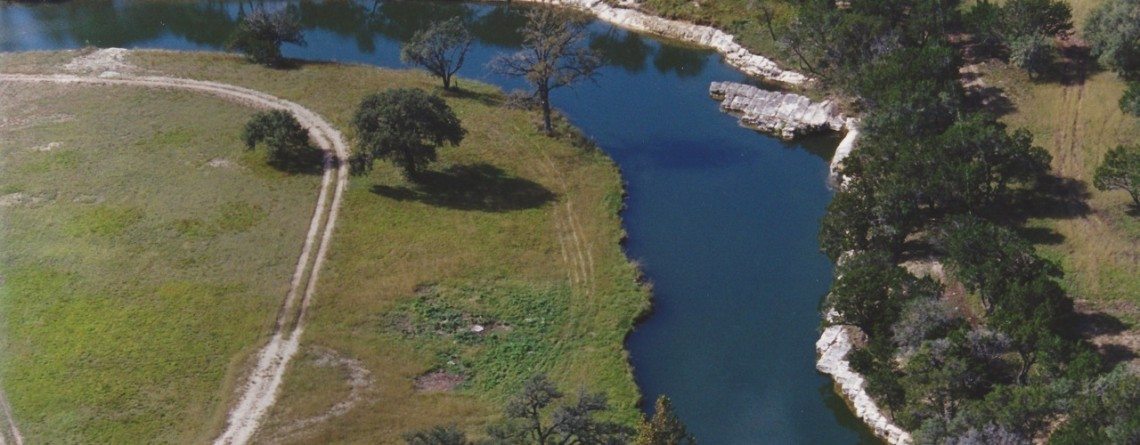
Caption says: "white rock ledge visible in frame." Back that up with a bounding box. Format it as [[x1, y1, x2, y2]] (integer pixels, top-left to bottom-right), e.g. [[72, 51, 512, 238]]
[[710, 81, 845, 139], [502, 0, 808, 85], [817, 322, 913, 445]]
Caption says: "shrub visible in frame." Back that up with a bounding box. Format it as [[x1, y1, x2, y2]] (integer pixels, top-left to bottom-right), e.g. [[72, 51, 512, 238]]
[[242, 110, 321, 172]]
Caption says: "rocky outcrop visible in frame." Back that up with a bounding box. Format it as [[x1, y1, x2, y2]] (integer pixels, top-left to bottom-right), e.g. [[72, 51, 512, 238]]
[[817, 320, 913, 445], [506, 0, 808, 85], [709, 81, 845, 139], [829, 122, 859, 185]]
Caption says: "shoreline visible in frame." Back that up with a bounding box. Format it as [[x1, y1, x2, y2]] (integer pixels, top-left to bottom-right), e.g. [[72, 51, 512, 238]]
[[518, 1, 910, 439], [491, 0, 808, 86]]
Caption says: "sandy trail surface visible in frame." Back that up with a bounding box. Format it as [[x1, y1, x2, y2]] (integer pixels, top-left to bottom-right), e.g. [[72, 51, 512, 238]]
[[0, 71, 350, 445]]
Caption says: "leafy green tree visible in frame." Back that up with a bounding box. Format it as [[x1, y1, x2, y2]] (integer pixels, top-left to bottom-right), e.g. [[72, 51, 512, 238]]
[[226, 5, 306, 66], [636, 395, 696, 445], [1093, 144, 1140, 207], [401, 17, 473, 90], [1009, 32, 1057, 77], [963, 1, 1006, 53], [936, 215, 1061, 315], [242, 110, 321, 172], [827, 250, 937, 336], [489, 374, 634, 445], [1050, 367, 1140, 444], [403, 425, 472, 445], [1122, 82, 1140, 116], [1000, 0, 1072, 37], [899, 335, 993, 425], [891, 296, 962, 356], [490, 8, 601, 136], [1085, 0, 1140, 79], [351, 88, 466, 178]]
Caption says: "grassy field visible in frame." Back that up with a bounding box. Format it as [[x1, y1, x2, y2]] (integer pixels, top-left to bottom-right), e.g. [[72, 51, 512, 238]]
[[1, 50, 649, 443], [0, 81, 321, 442], [975, 0, 1140, 322]]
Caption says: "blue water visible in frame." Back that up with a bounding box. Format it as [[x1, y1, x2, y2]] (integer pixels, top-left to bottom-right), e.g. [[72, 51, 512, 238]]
[[0, 1, 875, 443]]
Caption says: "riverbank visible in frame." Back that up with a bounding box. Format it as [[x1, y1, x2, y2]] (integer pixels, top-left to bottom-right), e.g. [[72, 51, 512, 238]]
[[500, 0, 807, 86], [0, 49, 649, 442]]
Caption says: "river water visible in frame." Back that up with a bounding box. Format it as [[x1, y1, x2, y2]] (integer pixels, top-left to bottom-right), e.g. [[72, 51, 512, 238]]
[[0, 1, 876, 443]]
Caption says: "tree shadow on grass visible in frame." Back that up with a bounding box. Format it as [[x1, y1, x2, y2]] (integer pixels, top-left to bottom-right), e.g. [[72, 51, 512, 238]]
[[1072, 307, 1138, 369], [993, 175, 1092, 223], [268, 146, 326, 175], [440, 87, 502, 108], [371, 163, 556, 212]]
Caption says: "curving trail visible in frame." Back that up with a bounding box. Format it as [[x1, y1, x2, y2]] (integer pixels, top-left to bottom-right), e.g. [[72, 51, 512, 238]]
[[0, 73, 350, 445]]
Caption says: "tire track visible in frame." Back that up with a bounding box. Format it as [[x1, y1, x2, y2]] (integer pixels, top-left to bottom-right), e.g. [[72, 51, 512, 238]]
[[0, 73, 350, 445], [537, 153, 594, 294]]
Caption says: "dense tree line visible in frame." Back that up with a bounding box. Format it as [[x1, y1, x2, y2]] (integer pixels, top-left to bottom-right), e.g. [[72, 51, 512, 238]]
[[795, 0, 1140, 442]]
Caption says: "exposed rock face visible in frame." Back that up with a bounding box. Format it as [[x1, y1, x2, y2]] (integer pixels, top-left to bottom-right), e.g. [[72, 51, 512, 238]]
[[710, 81, 846, 139], [829, 122, 859, 185], [817, 315, 913, 445], [507, 0, 808, 85]]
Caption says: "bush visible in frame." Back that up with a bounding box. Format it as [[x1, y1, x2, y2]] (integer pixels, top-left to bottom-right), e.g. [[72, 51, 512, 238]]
[[242, 110, 322, 172], [1093, 144, 1140, 207], [1008, 33, 1056, 78], [1121, 82, 1140, 116]]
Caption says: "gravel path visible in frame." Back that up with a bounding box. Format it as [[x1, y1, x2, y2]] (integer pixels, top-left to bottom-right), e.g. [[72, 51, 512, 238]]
[[0, 72, 350, 445]]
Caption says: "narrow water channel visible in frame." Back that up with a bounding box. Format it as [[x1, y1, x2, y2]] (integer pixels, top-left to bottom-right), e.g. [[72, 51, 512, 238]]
[[1, 1, 877, 442]]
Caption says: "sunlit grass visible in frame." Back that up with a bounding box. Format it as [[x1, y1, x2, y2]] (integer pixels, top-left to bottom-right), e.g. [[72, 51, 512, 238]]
[[0, 82, 320, 443]]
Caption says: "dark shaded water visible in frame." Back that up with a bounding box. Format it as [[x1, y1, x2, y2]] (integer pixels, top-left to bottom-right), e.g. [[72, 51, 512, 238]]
[[0, 1, 876, 443]]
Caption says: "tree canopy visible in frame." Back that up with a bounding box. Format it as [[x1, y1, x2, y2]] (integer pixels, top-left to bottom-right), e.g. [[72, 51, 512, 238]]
[[351, 88, 466, 178], [242, 110, 322, 172], [401, 17, 473, 90], [1085, 0, 1140, 79], [1093, 144, 1140, 207], [490, 8, 601, 136], [226, 5, 306, 66]]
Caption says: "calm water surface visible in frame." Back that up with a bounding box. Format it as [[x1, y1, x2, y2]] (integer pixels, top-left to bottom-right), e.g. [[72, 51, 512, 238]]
[[0, 2, 877, 443]]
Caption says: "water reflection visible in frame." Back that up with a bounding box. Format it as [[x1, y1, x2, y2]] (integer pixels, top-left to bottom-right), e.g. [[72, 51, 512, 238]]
[[0, 0, 700, 77], [653, 44, 707, 78]]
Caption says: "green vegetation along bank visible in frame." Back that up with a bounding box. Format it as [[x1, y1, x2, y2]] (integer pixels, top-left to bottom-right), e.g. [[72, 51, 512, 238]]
[[775, 0, 1140, 442]]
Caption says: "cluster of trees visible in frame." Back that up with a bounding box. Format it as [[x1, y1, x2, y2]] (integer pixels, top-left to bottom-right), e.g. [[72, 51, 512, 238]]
[[787, 0, 1140, 442], [963, 0, 1073, 76], [405, 374, 694, 445], [400, 8, 601, 136], [1086, 0, 1140, 117], [1086, 0, 1140, 209], [229, 5, 600, 137]]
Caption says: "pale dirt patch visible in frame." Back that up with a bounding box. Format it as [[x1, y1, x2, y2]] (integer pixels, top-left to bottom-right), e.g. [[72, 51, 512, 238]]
[[0, 192, 50, 208], [265, 347, 373, 443], [206, 158, 236, 169], [413, 370, 467, 393], [63, 48, 135, 75], [29, 142, 61, 152]]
